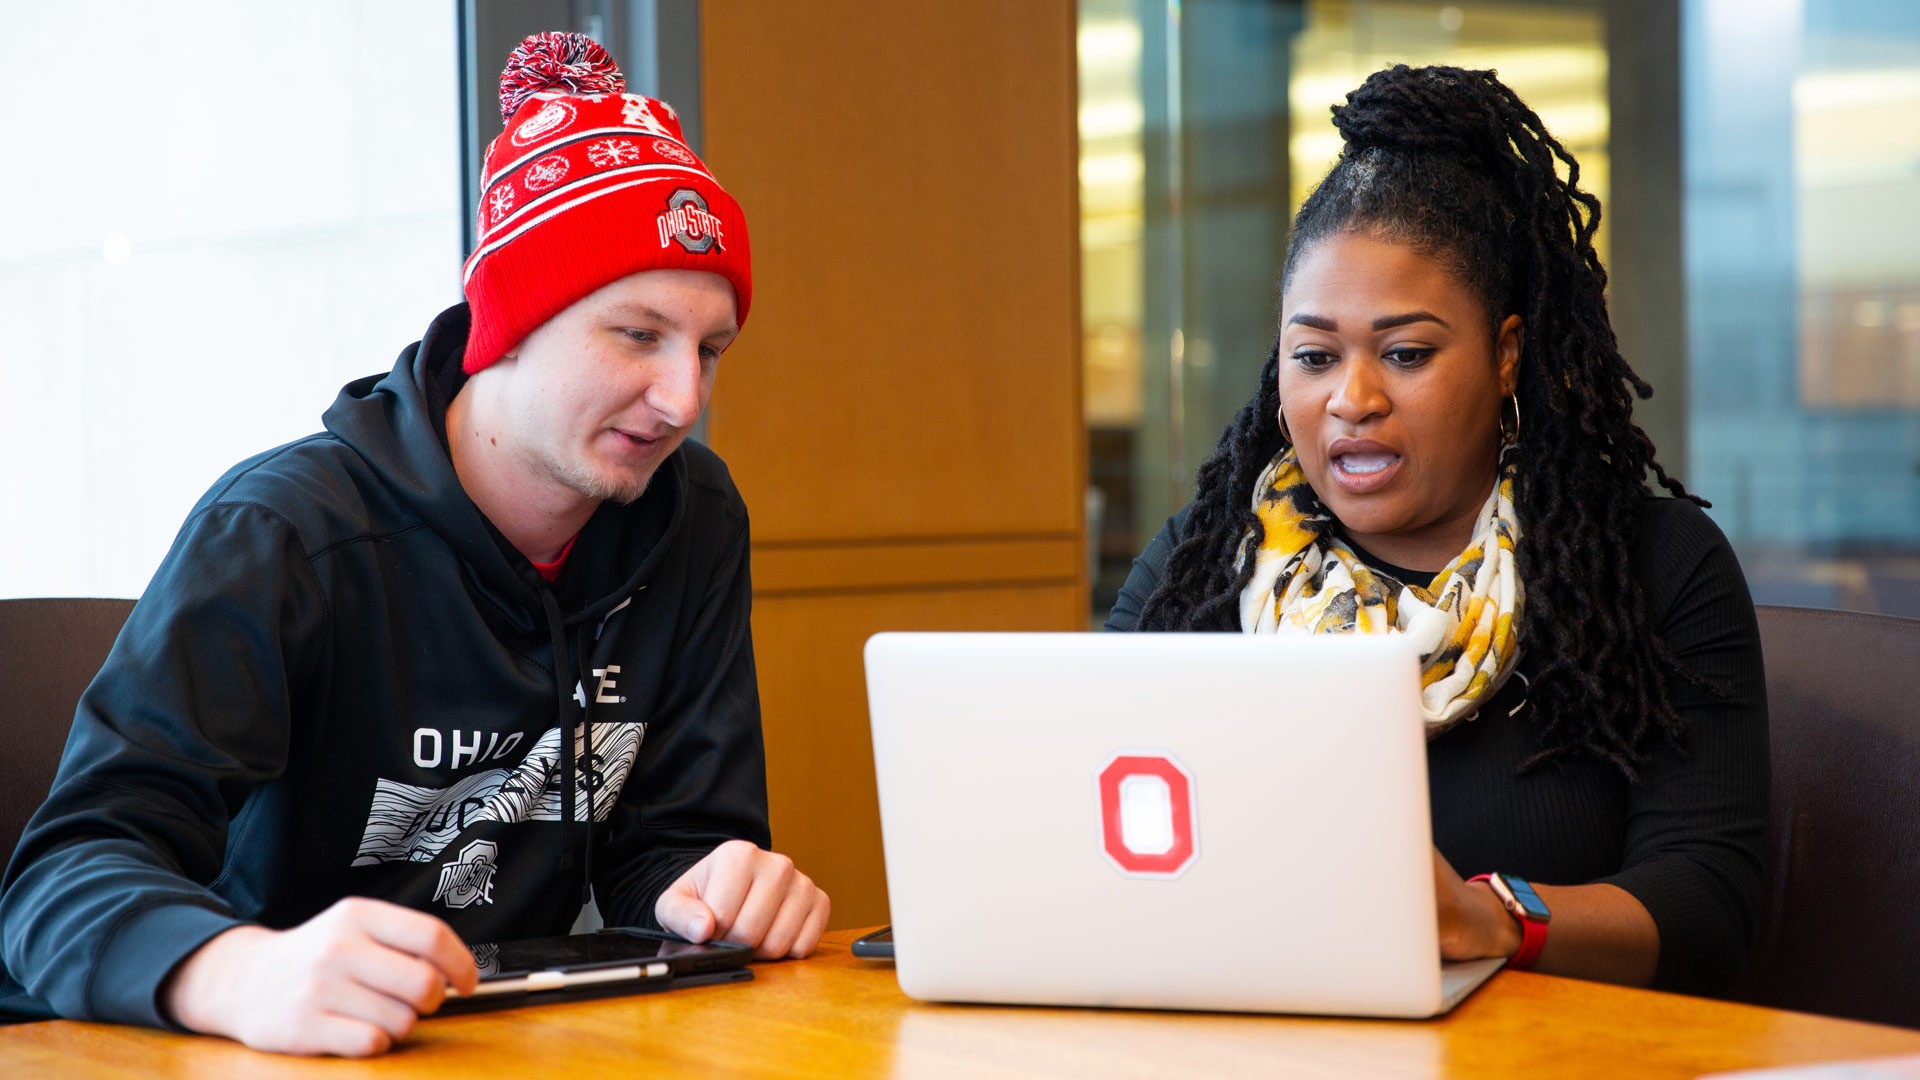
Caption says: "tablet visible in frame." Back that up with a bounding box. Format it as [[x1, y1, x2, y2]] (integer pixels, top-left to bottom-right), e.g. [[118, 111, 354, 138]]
[[437, 927, 753, 1014]]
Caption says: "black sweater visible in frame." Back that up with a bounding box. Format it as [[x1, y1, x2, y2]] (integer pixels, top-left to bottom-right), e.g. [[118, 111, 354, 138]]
[[1105, 497, 1768, 994], [0, 304, 771, 1026]]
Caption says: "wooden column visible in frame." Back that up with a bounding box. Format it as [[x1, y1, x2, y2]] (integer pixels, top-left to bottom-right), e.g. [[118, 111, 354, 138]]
[[701, 1, 1086, 927]]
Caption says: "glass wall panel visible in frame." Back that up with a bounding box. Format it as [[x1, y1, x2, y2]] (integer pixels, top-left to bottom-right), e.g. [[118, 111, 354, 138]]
[[1079, 0, 1606, 620], [1685, 0, 1920, 614]]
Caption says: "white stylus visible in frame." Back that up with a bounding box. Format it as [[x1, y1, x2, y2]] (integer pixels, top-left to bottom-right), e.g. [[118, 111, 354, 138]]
[[449, 961, 671, 998]]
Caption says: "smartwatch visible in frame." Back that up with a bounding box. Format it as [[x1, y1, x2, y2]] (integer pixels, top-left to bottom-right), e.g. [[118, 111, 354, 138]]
[[1469, 872, 1550, 970]]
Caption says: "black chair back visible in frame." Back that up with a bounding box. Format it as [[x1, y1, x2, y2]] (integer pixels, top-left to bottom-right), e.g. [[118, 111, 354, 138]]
[[1732, 604, 1920, 1029], [0, 597, 136, 865]]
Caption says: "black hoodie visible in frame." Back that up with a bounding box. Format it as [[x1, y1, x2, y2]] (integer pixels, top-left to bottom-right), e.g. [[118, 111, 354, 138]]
[[0, 304, 770, 1026]]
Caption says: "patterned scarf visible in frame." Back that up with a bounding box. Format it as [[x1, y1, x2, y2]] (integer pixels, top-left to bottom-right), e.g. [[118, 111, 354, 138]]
[[1237, 448, 1524, 735]]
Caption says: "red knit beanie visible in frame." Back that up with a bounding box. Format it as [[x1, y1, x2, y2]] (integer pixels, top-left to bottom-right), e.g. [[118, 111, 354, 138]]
[[461, 32, 752, 374]]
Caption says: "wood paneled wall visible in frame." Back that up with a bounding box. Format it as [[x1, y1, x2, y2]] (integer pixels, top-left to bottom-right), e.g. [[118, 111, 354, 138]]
[[701, 3, 1086, 927]]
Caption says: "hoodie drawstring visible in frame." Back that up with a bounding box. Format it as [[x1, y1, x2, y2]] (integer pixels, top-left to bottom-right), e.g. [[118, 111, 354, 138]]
[[538, 589, 594, 908], [576, 622, 598, 909]]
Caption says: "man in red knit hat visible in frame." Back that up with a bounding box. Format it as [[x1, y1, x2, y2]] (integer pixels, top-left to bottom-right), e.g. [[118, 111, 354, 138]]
[[0, 33, 825, 1057]]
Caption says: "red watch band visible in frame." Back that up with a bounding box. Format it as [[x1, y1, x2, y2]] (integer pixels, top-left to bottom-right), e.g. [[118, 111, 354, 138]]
[[1468, 873, 1548, 970]]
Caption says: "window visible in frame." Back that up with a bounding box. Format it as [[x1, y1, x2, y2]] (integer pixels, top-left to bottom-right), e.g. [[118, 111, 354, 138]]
[[0, 2, 462, 599], [1687, 0, 1920, 613]]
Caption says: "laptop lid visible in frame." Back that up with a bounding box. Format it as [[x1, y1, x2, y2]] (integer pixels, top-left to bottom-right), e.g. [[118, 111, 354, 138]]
[[865, 632, 1499, 1018]]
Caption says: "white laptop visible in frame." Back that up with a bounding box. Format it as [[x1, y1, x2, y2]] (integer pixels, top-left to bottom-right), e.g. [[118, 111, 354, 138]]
[[863, 632, 1504, 1018]]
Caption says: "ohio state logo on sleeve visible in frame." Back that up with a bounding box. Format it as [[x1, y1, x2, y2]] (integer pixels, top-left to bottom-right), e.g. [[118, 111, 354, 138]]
[[656, 188, 726, 254], [1096, 753, 1199, 879]]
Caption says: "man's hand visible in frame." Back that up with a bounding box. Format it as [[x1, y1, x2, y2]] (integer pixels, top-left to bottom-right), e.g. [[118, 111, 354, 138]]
[[653, 840, 830, 959], [162, 897, 478, 1057]]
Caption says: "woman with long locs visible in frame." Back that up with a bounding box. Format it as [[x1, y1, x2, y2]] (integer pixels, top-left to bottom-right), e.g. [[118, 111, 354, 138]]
[[1108, 64, 1766, 992]]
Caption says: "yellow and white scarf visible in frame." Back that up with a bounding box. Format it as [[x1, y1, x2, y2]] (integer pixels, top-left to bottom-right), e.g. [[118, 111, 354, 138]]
[[1237, 448, 1523, 735]]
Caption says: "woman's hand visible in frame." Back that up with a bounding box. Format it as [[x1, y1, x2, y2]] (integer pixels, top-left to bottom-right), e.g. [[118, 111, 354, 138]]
[[1431, 850, 1661, 984], [1433, 848, 1521, 961]]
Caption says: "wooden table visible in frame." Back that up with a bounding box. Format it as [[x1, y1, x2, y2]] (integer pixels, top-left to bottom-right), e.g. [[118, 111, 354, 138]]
[[5, 928, 1919, 1078]]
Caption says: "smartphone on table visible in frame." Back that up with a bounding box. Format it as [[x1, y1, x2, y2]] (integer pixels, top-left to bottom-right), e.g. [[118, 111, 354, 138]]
[[851, 926, 894, 960]]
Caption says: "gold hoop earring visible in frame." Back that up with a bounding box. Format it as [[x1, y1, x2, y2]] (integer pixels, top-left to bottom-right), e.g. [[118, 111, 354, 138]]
[[1499, 392, 1521, 449], [1278, 406, 1293, 445]]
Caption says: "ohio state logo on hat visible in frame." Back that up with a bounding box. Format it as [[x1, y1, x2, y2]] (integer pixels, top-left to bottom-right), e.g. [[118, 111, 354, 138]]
[[1096, 753, 1198, 879], [657, 188, 726, 254], [510, 99, 577, 146]]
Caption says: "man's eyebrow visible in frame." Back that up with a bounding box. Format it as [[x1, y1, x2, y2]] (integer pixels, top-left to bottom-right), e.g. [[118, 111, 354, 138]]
[[607, 303, 738, 340], [607, 303, 676, 326]]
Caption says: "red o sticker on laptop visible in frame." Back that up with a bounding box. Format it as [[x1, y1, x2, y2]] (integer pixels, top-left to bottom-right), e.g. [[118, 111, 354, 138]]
[[1097, 753, 1198, 879]]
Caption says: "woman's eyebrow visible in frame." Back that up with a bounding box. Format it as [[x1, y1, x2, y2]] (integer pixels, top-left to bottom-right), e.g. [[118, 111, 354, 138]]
[[1284, 311, 1450, 332], [1373, 311, 1448, 330]]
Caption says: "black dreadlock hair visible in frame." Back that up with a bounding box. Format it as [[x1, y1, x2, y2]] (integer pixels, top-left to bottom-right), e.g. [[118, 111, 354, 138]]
[[1136, 64, 1705, 778]]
